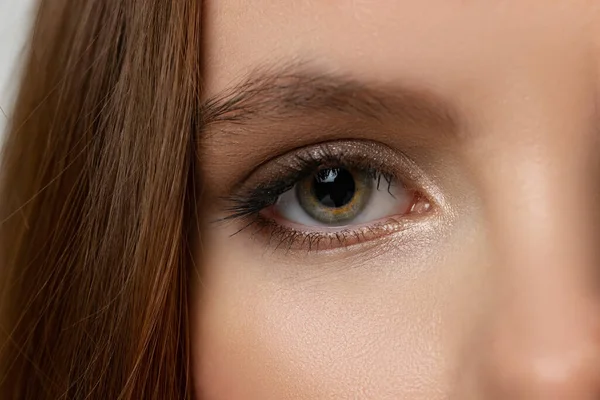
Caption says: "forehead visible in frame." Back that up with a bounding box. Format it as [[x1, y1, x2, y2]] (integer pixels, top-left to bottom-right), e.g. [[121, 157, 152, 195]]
[[203, 1, 600, 95]]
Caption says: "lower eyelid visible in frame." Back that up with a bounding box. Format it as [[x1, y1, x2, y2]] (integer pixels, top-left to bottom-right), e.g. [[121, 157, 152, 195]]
[[245, 210, 431, 252]]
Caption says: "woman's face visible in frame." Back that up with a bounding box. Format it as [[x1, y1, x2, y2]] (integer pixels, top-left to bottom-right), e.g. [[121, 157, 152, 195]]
[[192, 1, 600, 398]]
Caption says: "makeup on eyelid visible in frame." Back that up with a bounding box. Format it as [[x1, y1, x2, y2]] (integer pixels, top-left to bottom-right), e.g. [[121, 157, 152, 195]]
[[198, 71, 463, 203]]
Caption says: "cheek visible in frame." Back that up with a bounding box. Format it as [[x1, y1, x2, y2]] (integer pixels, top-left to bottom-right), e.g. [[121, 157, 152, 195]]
[[190, 235, 485, 400]]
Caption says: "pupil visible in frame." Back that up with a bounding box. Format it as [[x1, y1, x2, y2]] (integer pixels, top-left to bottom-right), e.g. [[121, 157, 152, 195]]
[[312, 168, 356, 208]]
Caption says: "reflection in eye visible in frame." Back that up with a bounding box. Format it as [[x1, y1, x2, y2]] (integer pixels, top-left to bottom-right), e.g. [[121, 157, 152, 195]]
[[274, 167, 416, 227]]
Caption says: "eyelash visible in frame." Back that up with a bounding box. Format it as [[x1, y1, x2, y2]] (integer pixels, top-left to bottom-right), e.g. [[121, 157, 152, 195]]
[[218, 142, 428, 251]]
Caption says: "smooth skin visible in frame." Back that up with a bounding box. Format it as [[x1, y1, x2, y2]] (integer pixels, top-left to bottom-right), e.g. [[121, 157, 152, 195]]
[[192, 1, 600, 398]]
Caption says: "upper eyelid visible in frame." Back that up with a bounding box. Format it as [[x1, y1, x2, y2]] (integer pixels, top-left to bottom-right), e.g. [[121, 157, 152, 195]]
[[229, 140, 424, 199]]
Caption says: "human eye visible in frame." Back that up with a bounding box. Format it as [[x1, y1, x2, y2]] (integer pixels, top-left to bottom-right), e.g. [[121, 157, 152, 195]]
[[219, 140, 437, 251]]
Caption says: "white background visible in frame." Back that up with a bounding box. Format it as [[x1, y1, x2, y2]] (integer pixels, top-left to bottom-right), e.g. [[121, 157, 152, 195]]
[[0, 0, 36, 137]]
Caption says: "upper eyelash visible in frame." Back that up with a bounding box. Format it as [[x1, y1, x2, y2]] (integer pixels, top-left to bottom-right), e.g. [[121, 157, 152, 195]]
[[219, 146, 399, 223]]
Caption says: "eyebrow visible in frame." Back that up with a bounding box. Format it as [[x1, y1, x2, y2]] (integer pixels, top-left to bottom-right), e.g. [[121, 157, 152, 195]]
[[200, 66, 460, 134]]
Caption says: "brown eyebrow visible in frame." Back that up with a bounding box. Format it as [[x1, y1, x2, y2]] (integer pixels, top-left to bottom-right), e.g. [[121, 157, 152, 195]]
[[199, 66, 460, 134]]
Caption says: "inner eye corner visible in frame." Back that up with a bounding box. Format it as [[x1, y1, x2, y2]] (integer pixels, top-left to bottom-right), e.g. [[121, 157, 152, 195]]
[[408, 190, 434, 215]]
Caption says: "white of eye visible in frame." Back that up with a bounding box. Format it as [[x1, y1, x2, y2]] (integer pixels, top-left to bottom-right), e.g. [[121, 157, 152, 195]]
[[273, 178, 414, 228]]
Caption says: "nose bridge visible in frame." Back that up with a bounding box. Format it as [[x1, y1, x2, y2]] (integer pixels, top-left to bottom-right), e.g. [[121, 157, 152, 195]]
[[469, 50, 600, 291], [475, 109, 600, 398], [492, 140, 596, 293]]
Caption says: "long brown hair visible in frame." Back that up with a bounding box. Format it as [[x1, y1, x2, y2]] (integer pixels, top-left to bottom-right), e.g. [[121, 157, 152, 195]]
[[0, 0, 200, 398]]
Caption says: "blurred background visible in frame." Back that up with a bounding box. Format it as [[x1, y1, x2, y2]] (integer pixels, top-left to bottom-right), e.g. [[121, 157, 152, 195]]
[[0, 0, 35, 137]]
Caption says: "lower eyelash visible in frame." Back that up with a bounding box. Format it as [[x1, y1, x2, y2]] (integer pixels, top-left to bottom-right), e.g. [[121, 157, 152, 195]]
[[228, 212, 412, 252]]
